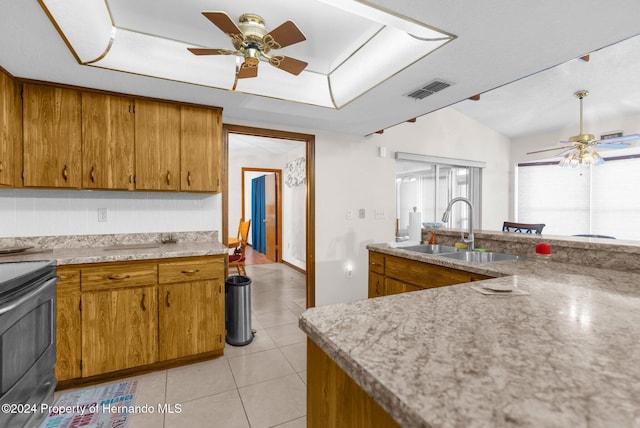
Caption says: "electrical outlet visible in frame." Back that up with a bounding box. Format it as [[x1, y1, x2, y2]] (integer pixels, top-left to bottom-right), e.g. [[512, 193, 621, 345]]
[[346, 209, 353, 220], [98, 208, 108, 222], [359, 208, 365, 219]]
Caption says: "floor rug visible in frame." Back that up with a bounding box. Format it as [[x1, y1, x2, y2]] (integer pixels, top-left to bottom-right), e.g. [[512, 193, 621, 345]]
[[39, 380, 138, 428]]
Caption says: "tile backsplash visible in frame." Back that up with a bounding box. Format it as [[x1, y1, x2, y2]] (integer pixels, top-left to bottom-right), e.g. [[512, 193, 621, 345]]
[[0, 189, 219, 238]]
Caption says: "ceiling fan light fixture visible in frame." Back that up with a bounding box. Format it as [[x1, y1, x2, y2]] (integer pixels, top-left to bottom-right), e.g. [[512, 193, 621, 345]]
[[558, 148, 604, 168], [244, 48, 261, 66]]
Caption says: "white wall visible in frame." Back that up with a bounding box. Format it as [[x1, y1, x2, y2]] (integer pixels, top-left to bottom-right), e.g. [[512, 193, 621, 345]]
[[282, 146, 307, 270], [0, 188, 218, 237], [509, 111, 640, 219]]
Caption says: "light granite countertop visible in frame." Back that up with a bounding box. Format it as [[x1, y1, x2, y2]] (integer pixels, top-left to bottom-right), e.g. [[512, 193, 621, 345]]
[[0, 231, 229, 265], [300, 243, 640, 427]]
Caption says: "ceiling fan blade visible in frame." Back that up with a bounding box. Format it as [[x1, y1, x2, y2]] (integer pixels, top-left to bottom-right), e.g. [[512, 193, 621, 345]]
[[237, 62, 258, 79], [187, 48, 234, 56], [595, 133, 640, 144], [595, 142, 631, 150], [269, 55, 307, 75], [202, 11, 243, 39], [526, 145, 575, 155], [264, 21, 306, 49]]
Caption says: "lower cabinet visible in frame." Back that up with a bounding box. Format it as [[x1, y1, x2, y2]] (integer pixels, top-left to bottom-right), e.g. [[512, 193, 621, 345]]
[[81, 286, 158, 377], [55, 255, 225, 384], [368, 251, 492, 298], [307, 339, 400, 428], [158, 257, 225, 360]]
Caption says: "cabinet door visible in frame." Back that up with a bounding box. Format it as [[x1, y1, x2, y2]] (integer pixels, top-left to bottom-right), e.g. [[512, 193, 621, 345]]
[[368, 271, 384, 298], [81, 286, 158, 377], [22, 84, 81, 188], [0, 71, 21, 187], [384, 278, 422, 296], [55, 267, 81, 381], [180, 106, 221, 192], [158, 279, 224, 360], [82, 92, 134, 189], [134, 99, 180, 190]]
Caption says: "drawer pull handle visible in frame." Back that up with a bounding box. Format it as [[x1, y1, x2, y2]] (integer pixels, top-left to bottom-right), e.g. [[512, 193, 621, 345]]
[[141, 293, 146, 311], [62, 164, 69, 182], [187, 171, 192, 186], [90, 165, 96, 183], [371, 262, 382, 267], [166, 170, 171, 185], [107, 274, 131, 280], [0, 161, 3, 173], [166, 291, 171, 307], [181, 269, 200, 274]]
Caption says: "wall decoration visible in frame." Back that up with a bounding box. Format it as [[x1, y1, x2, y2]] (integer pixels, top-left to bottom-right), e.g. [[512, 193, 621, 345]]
[[286, 157, 305, 187]]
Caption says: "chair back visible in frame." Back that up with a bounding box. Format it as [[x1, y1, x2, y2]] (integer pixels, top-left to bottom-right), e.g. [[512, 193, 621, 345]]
[[502, 221, 545, 234], [238, 219, 251, 242]]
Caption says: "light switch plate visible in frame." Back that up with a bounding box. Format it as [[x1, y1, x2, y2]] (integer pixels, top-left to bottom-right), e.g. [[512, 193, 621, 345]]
[[359, 208, 365, 219], [98, 208, 108, 222]]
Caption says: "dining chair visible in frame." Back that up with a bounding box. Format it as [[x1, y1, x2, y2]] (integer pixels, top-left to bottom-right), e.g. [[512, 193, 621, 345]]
[[228, 218, 251, 249], [228, 240, 248, 275], [502, 221, 545, 234]]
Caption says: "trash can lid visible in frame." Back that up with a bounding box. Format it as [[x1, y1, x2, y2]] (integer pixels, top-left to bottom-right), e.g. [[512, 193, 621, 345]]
[[226, 275, 251, 286]]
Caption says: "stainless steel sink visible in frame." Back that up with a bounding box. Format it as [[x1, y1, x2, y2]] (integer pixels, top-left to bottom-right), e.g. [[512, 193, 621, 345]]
[[437, 251, 518, 264], [102, 243, 160, 251], [401, 244, 458, 254]]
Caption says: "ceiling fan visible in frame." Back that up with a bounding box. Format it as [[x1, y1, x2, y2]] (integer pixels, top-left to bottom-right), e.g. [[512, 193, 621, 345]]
[[527, 90, 640, 162], [187, 12, 308, 82]]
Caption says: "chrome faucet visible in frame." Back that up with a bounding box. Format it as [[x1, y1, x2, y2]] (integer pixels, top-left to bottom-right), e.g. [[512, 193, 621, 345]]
[[441, 197, 474, 251]]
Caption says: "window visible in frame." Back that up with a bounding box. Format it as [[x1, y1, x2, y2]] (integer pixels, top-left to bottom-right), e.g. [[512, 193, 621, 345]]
[[395, 153, 483, 236], [516, 154, 640, 240]]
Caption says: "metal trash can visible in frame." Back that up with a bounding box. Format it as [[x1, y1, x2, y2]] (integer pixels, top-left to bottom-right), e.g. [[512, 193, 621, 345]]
[[225, 275, 253, 346]]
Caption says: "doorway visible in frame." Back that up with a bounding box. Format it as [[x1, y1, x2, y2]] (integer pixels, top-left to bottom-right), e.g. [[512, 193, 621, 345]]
[[222, 125, 316, 308], [241, 168, 282, 262]]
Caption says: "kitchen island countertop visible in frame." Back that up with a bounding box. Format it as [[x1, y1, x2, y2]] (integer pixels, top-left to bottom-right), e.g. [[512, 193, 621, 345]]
[[300, 244, 640, 427]]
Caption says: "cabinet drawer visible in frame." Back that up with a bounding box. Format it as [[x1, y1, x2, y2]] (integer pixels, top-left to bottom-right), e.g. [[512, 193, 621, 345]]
[[81, 262, 157, 291], [56, 267, 80, 296], [369, 252, 385, 274], [158, 256, 224, 284], [386, 255, 492, 289]]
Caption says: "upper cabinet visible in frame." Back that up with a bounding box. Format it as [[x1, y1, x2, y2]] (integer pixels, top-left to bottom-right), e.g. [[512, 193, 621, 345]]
[[180, 106, 222, 192], [0, 70, 21, 187], [82, 92, 135, 190], [22, 83, 81, 188], [134, 100, 181, 191]]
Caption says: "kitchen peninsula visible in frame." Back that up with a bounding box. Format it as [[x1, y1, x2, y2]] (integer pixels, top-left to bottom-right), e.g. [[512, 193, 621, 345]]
[[301, 231, 640, 427]]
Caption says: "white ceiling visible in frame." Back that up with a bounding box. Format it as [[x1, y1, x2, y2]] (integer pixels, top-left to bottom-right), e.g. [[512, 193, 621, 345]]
[[1, 1, 640, 137]]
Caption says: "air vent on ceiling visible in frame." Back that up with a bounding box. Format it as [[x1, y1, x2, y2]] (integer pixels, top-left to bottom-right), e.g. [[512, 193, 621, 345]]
[[405, 79, 452, 100]]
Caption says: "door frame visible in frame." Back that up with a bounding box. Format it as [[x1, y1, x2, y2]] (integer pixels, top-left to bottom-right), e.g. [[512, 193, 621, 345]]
[[222, 124, 316, 308], [241, 167, 282, 262]]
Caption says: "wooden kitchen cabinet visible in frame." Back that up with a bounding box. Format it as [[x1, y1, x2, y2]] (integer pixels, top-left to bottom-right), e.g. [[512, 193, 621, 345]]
[[368, 251, 492, 298], [22, 83, 81, 188], [81, 285, 158, 377], [81, 92, 135, 190], [158, 257, 225, 360], [55, 255, 225, 386], [134, 99, 180, 191], [0, 69, 21, 187], [180, 106, 222, 192], [55, 267, 82, 382]]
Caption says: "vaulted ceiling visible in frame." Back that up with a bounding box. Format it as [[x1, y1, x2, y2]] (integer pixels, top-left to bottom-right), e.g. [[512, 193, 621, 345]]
[[1, 1, 639, 137]]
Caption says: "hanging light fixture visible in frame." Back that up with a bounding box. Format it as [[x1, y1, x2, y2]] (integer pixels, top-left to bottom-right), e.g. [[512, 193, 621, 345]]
[[558, 144, 604, 168], [558, 91, 605, 168]]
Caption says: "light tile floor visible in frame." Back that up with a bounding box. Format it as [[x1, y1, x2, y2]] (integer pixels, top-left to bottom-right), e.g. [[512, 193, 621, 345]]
[[59, 263, 308, 428]]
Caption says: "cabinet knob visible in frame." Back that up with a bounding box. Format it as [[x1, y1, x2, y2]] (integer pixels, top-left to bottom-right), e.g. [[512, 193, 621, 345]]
[[90, 165, 96, 183], [62, 165, 69, 182], [166, 170, 171, 185], [187, 171, 192, 186]]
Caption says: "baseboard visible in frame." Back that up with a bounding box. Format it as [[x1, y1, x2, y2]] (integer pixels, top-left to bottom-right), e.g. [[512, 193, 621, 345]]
[[282, 259, 306, 274]]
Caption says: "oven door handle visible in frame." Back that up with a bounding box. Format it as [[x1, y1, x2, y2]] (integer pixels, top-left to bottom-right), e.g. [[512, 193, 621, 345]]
[[0, 277, 57, 316]]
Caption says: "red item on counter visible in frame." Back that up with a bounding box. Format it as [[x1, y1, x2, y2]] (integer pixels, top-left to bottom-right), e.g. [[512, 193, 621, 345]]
[[535, 242, 551, 254]]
